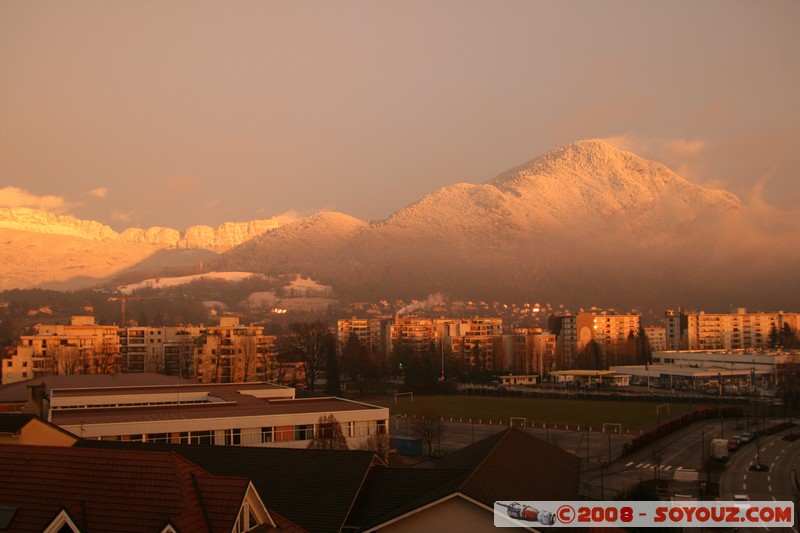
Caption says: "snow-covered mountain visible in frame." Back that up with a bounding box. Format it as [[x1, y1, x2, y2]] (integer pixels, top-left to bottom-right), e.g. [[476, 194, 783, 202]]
[[2, 139, 796, 310], [216, 140, 793, 310]]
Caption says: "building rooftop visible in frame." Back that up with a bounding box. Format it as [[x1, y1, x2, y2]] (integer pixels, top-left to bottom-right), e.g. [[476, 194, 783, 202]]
[[349, 428, 582, 530], [0, 373, 197, 406], [0, 443, 265, 532], [51, 395, 383, 427], [0, 413, 36, 435], [77, 440, 376, 533]]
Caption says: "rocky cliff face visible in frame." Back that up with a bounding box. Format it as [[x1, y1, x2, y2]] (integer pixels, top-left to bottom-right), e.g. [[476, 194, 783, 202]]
[[0, 207, 281, 252], [0, 207, 119, 240]]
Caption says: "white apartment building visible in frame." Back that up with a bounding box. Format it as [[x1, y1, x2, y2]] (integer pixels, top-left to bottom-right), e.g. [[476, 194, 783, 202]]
[[2, 316, 121, 384], [665, 308, 800, 351]]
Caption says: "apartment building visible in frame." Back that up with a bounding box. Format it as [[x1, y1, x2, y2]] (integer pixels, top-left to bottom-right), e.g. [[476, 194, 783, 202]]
[[119, 325, 202, 377], [389, 316, 445, 353], [446, 317, 504, 370], [2, 316, 121, 384], [337, 317, 389, 358], [665, 308, 800, 351], [510, 328, 557, 376], [194, 317, 279, 383], [643, 325, 667, 352], [549, 312, 640, 369]]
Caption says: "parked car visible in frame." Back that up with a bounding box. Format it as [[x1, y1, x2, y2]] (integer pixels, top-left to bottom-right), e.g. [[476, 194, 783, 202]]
[[739, 432, 754, 443], [727, 437, 741, 451]]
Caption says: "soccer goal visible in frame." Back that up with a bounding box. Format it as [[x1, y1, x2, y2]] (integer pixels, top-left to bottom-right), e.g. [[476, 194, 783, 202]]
[[394, 392, 413, 403], [509, 417, 527, 429], [602, 422, 623, 434]]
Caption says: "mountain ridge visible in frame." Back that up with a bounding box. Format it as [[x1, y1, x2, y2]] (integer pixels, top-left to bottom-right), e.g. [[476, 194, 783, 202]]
[[0, 206, 284, 252], [2, 139, 796, 311]]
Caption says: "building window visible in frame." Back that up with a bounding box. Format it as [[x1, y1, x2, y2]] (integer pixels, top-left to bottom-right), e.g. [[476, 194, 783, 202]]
[[22, 361, 27, 367], [188, 430, 212, 445], [261, 427, 274, 443], [294, 424, 314, 440], [147, 433, 170, 443], [224, 428, 242, 446]]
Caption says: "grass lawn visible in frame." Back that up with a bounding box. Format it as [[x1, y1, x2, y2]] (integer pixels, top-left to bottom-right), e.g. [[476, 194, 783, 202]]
[[362, 394, 722, 431]]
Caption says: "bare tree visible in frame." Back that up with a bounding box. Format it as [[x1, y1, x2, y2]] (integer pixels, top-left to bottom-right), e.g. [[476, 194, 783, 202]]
[[359, 432, 390, 464], [308, 414, 349, 450], [239, 330, 256, 382], [412, 408, 443, 457], [52, 344, 81, 375], [289, 321, 334, 392]]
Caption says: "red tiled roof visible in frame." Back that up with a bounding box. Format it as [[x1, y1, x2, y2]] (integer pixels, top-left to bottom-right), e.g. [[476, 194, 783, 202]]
[[0, 444, 254, 532]]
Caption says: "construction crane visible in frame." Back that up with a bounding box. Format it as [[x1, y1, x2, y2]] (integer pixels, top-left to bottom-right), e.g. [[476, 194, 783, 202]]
[[107, 295, 175, 325]]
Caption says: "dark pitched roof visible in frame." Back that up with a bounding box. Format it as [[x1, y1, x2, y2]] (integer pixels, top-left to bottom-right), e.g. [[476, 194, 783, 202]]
[[77, 440, 376, 533], [0, 413, 35, 435], [345, 468, 469, 530], [456, 427, 582, 505], [0, 443, 253, 532], [348, 428, 581, 531], [0, 413, 78, 442]]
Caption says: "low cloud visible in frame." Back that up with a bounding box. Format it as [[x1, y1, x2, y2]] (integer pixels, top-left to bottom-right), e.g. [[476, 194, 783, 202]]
[[272, 210, 302, 224], [110, 209, 137, 223], [603, 134, 710, 184], [88, 187, 108, 198], [0, 186, 68, 212]]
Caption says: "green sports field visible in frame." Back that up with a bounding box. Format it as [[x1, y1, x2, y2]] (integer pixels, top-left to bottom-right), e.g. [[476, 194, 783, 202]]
[[365, 394, 724, 431]]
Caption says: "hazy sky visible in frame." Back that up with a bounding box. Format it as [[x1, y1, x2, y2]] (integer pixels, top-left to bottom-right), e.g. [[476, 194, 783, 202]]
[[1, 1, 798, 231]]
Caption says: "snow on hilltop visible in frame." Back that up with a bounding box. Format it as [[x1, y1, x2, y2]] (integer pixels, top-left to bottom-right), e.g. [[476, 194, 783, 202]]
[[489, 139, 740, 223], [118, 271, 260, 294], [384, 139, 741, 239]]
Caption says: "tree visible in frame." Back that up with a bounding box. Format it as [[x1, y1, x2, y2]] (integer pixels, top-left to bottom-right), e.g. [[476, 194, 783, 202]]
[[768, 323, 780, 349], [359, 432, 390, 464], [576, 340, 602, 370], [637, 326, 652, 365], [341, 333, 364, 383], [324, 340, 342, 396], [52, 344, 81, 375], [412, 408, 443, 457], [307, 414, 349, 450], [239, 331, 257, 382], [390, 342, 413, 379], [780, 324, 797, 349], [289, 321, 335, 392]]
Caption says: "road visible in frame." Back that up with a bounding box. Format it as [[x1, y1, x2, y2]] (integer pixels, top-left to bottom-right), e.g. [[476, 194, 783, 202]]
[[719, 427, 800, 532]]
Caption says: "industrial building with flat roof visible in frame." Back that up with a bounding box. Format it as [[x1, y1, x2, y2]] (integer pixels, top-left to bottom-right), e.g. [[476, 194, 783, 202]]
[[3, 375, 389, 449]]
